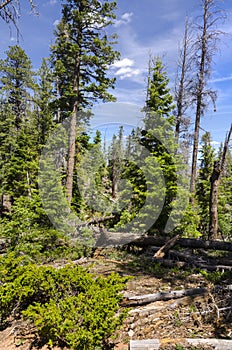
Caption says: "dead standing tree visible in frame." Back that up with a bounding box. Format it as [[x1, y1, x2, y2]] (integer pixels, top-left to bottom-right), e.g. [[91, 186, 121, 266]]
[[209, 124, 232, 240], [0, 0, 36, 32], [174, 16, 194, 145], [189, 0, 225, 203]]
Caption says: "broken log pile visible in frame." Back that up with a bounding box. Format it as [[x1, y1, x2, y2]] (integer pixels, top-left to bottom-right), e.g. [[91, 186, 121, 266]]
[[129, 235, 232, 272]]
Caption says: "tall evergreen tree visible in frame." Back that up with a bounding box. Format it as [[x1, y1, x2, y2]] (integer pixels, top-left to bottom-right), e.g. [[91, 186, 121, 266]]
[[0, 45, 35, 130], [141, 57, 178, 234], [0, 46, 37, 205], [196, 132, 215, 238], [115, 58, 184, 235], [50, 0, 119, 203], [108, 126, 124, 199], [34, 58, 55, 146]]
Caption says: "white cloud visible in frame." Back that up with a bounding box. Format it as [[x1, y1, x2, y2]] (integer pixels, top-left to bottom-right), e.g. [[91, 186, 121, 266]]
[[211, 141, 221, 146], [115, 67, 140, 79], [114, 12, 133, 28], [48, 0, 58, 5], [111, 57, 141, 80], [112, 58, 134, 68]]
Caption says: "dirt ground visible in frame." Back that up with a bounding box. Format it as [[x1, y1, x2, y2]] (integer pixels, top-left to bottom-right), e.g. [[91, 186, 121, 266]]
[[1, 252, 232, 349]]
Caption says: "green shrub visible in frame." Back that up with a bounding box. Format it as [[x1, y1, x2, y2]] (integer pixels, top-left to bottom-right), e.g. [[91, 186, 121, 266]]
[[0, 256, 128, 349]]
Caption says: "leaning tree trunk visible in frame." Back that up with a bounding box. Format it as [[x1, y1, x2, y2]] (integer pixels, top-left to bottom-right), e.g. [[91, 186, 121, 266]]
[[208, 124, 232, 240]]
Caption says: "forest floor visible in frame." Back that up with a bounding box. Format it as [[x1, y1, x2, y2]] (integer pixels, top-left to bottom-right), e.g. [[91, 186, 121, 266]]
[[0, 248, 232, 350]]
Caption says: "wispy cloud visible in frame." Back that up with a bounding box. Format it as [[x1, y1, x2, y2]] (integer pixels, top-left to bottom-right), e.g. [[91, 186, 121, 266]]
[[114, 12, 133, 28], [111, 58, 141, 80], [210, 75, 232, 83], [48, 0, 58, 5], [112, 58, 134, 68], [211, 141, 221, 146], [53, 19, 60, 26]]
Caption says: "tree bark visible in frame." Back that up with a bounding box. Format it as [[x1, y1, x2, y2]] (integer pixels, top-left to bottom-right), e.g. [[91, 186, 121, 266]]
[[123, 287, 208, 306], [190, 0, 220, 202], [209, 161, 220, 240], [66, 103, 78, 203], [130, 339, 232, 350], [175, 16, 192, 143], [66, 51, 81, 203], [209, 124, 232, 239], [152, 256, 232, 272], [131, 236, 232, 252], [190, 2, 208, 201]]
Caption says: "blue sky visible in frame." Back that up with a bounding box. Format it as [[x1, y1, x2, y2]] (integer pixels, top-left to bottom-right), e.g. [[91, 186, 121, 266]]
[[0, 0, 232, 146]]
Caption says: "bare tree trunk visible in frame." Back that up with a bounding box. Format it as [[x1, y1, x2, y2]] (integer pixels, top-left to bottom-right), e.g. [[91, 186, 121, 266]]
[[111, 158, 118, 199], [0, 194, 12, 215], [190, 0, 222, 202], [175, 16, 192, 143], [209, 161, 220, 239], [66, 104, 77, 203], [66, 54, 80, 203], [190, 6, 207, 201], [209, 124, 232, 239]]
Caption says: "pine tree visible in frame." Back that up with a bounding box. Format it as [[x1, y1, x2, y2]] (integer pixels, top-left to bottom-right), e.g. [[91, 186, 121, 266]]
[[144, 57, 175, 128], [113, 58, 188, 235], [108, 126, 124, 199], [34, 58, 55, 146], [0, 45, 35, 130], [196, 132, 215, 238], [141, 57, 178, 234], [0, 46, 37, 205], [75, 130, 111, 218], [50, 0, 119, 203]]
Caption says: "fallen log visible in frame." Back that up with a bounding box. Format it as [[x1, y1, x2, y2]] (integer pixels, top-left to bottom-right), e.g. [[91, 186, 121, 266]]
[[152, 257, 232, 272], [95, 231, 141, 247], [124, 284, 232, 306], [168, 250, 232, 271], [123, 287, 208, 306], [129, 294, 208, 316], [132, 236, 232, 252], [130, 338, 232, 350]]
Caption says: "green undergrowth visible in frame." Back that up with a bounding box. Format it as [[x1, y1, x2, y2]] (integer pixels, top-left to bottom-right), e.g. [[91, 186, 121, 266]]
[[0, 253, 129, 349], [200, 269, 232, 285]]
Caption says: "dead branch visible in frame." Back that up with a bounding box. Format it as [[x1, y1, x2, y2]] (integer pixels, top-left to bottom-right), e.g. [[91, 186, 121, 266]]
[[154, 234, 179, 258]]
